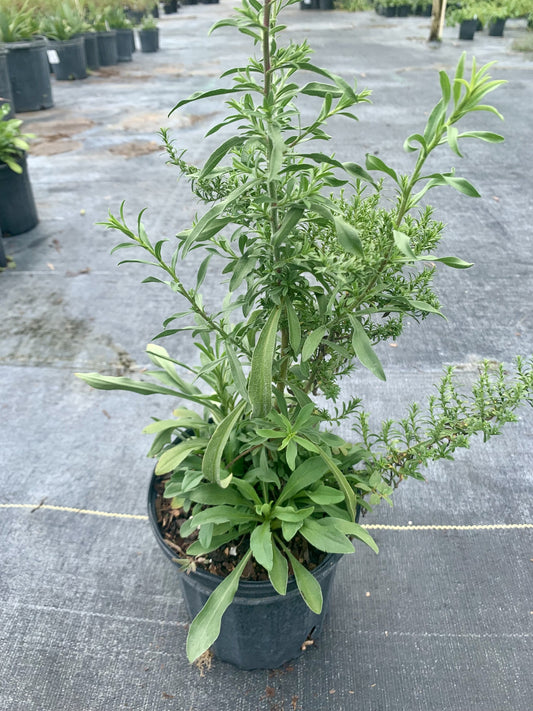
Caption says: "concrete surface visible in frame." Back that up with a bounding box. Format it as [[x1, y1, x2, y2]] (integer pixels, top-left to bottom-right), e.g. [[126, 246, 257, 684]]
[[1, 4, 532, 710]]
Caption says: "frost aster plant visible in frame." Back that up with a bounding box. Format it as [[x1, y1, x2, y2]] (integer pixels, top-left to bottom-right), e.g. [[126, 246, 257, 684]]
[[77, 0, 533, 663]]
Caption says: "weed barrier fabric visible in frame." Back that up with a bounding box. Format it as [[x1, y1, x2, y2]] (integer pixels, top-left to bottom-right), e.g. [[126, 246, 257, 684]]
[[0, 5, 532, 710]]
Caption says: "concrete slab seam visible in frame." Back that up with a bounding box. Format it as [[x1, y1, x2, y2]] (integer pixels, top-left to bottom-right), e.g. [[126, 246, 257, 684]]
[[1, 504, 532, 530]]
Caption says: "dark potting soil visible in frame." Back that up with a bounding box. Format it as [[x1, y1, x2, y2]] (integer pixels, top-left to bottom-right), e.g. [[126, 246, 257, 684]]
[[154, 477, 327, 580]]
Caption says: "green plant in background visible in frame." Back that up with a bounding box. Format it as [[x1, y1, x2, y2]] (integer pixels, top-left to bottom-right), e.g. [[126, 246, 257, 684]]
[[40, 1, 89, 40], [78, 0, 533, 663], [0, 0, 39, 42], [334, 0, 371, 11], [0, 104, 34, 173], [140, 14, 157, 30], [103, 5, 132, 29]]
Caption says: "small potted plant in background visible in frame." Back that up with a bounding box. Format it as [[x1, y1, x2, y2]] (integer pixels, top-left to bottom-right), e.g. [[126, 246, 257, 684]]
[[447, 1, 482, 39], [0, 103, 38, 236], [78, 0, 533, 669], [138, 13, 159, 53], [88, 4, 118, 67], [0, 0, 54, 112], [40, 1, 89, 80], [481, 0, 510, 36], [104, 4, 135, 61]]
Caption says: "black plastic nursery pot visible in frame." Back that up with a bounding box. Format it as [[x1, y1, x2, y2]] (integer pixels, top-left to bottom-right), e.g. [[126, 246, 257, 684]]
[[488, 18, 506, 36], [116, 29, 134, 62], [5, 38, 53, 112], [382, 6, 397, 18], [163, 0, 179, 11], [148, 473, 344, 670], [0, 225, 6, 268], [459, 19, 477, 40], [96, 31, 118, 66], [81, 32, 99, 71], [0, 46, 14, 118], [48, 37, 87, 80], [139, 28, 159, 53], [396, 4, 411, 17], [0, 155, 39, 236], [318, 0, 334, 9]]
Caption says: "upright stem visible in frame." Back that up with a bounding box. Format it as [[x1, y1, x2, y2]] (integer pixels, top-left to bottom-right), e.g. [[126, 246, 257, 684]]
[[262, 0, 272, 99]]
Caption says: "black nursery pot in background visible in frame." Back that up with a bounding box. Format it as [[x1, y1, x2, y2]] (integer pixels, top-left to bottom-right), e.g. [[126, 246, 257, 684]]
[[0, 155, 39, 236], [81, 32, 99, 71], [459, 19, 477, 40], [5, 38, 53, 112], [0, 46, 14, 118], [139, 28, 159, 53], [116, 29, 134, 62], [96, 30, 118, 66], [488, 18, 506, 36], [147, 474, 344, 670], [48, 36, 87, 80]]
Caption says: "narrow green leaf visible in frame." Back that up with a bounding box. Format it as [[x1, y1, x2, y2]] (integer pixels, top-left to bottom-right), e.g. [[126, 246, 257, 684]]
[[250, 521, 273, 571], [314, 446, 357, 522], [269, 543, 288, 595], [443, 176, 481, 198], [300, 518, 355, 554], [199, 136, 245, 180], [189, 484, 249, 507], [276, 456, 329, 505], [281, 520, 302, 540], [307, 485, 345, 505], [225, 342, 249, 401], [439, 70, 451, 105], [248, 307, 281, 418], [186, 550, 252, 663], [301, 326, 326, 362], [155, 438, 209, 475], [300, 81, 343, 98], [334, 216, 364, 257], [342, 161, 375, 184], [75, 372, 184, 398], [446, 126, 462, 157], [334, 519, 379, 554], [457, 131, 504, 144], [286, 550, 323, 614], [365, 154, 398, 183], [393, 230, 416, 260], [273, 206, 305, 246], [420, 255, 473, 269], [172, 87, 239, 114], [348, 316, 386, 382], [285, 299, 301, 354], [202, 400, 247, 487]]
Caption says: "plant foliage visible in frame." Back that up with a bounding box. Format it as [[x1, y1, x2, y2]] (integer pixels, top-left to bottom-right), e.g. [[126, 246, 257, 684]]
[[77, 0, 533, 663]]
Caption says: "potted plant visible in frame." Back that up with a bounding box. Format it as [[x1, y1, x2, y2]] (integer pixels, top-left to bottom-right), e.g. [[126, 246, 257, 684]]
[[0, 0, 54, 112], [0, 103, 38, 236], [88, 6, 118, 66], [40, 2, 88, 80], [105, 5, 135, 61], [479, 0, 509, 36], [138, 14, 159, 53], [77, 0, 533, 669], [447, 1, 482, 39], [163, 0, 178, 14]]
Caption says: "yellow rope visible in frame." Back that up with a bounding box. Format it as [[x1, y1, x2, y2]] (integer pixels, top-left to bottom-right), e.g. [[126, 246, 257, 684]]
[[1, 503, 532, 530], [0, 503, 148, 520]]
